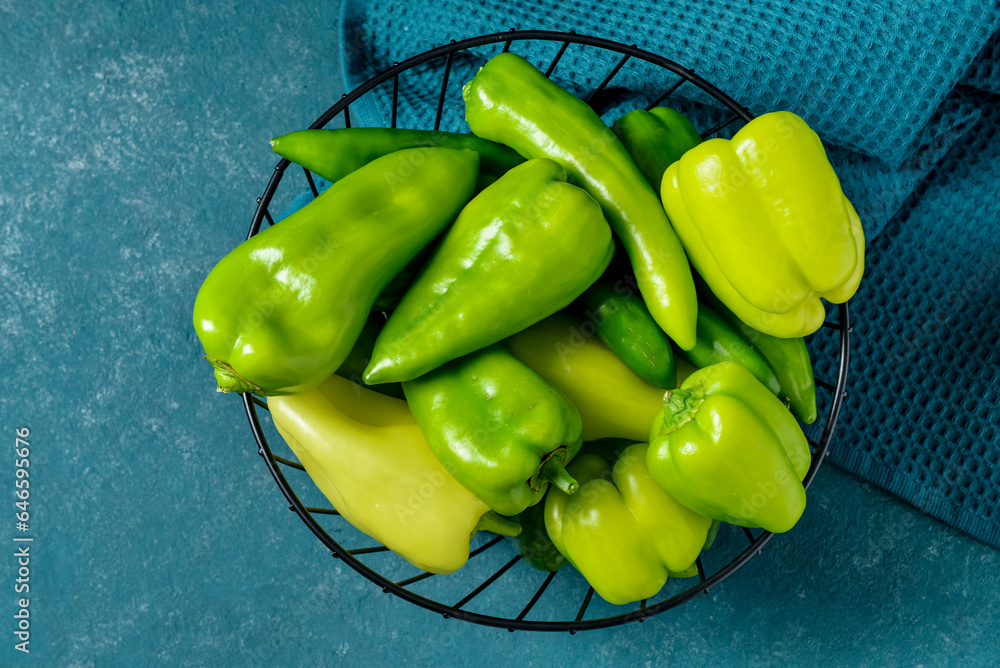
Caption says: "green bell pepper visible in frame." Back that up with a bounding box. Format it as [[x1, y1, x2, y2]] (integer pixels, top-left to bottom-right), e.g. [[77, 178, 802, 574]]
[[545, 443, 711, 605], [647, 362, 811, 533], [677, 301, 782, 396], [698, 277, 817, 423], [271, 127, 525, 191], [192, 147, 479, 396], [510, 497, 568, 573], [464, 53, 699, 351], [577, 275, 676, 389], [402, 345, 583, 517], [611, 106, 703, 190], [364, 158, 614, 385], [506, 313, 667, 443]]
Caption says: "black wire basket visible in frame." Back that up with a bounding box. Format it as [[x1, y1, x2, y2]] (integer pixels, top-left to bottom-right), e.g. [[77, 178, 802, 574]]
[[239, 30, 852, 632]]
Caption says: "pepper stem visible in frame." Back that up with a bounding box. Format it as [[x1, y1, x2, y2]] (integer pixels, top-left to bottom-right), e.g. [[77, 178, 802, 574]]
[[475, 511, 521, 537], [208, 358, 264, 395], [654, 387, 705, 437], [534, 453, 579, 495]]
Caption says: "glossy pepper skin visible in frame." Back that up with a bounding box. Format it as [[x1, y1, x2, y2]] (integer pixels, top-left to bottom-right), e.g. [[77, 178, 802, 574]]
[[271, 127, 525, 191], [268, 374, 520, 575], [545, 443, 711, 605], [506, 313, 666, 443], [661, 111, 865, 338], [647, 362, 811, 533], [677, 301, 782, 396], [364, 158, 614, 385], [464, 53, 699, 350], [611, 106, 703, 190], [510, 498, 568, 572], [193, 147, 479, 396], [698, 277, 816, 423], [402, 345, 583, 517], [577, 276, 676, 389]]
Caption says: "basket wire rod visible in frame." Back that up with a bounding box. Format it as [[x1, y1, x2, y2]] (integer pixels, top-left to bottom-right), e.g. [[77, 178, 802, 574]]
[[514, 571, 559, 623], [807, 437, 822, 451], [348, 546, 390, 555], [639, 599, 647, 611], [696, 557, 707, 583], [396, 571, 435, 588], [502, 28, 515, 53], [700, 113, 741, 139], [390, 68, 399, 129], [303, 506, 340, 516], [586, 53, 631, 104], [574, 587, 596, 624], [261, 205, 275, 227], [395, 535, 506, 588], [434, 50, 456, 132], [304, 168, 319, 198], [544, 40, 572, 77], [822, 320, 841, 330], [645, 75, 689, 110], [815, 377, 836, 392], [248, 161, 290, 238], [452, 555, 522, 610], [342, 94, 352, 128], [251, 396, 269, 410], [742, 527, 756, 544], [801, 303, 850, 491], [272, 455, 305, 471]]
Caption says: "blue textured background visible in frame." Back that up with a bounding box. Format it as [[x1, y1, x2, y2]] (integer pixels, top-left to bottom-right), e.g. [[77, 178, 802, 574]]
[[2, 1, 999, 665]]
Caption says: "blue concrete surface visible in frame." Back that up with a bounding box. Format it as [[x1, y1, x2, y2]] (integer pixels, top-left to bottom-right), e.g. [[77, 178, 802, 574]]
[[2, 2, 998, 666]]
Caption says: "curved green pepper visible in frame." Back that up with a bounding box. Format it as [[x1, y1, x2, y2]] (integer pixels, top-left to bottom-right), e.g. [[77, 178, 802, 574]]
[[364, 158, 614, 385], [647, 362, 811, 533], [577, 276, 676, 389], [192, 147, 479, 396], [611, 106, 703, 190], [271, 127, 525, 191], [506, 313, 666, 443], [464, 53, 699, 351], [402, 345, 583, 517], [545, 443, 711, 605], [678, 302, 782, 396], [698, 278, 817, 423], [510, 498, 568, 572]]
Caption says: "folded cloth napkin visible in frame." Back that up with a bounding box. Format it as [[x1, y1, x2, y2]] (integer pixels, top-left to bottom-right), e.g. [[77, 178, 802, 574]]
[[309, 0, 1000, 546]]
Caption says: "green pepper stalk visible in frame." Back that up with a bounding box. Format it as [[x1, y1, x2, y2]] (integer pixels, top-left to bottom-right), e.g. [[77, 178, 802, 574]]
[[577, 275, 677, 389], [611, 106, 703, 190], [402, 345, 583, 517], [647, 362, 811, 533], [364, 158, 614, 385], [271, 127, 525, 191], [463, 53, 699, 351], [193, 147, 479, 396], [545, 443, 712, 605]]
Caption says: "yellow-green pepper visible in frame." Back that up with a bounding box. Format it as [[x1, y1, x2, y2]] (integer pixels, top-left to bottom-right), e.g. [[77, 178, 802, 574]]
[[545, 443, 711, 605], [506, 313, 667, 443], [647, 362, 811, 533], [660, 111, 865, 338], [268, 374, 519, 575]]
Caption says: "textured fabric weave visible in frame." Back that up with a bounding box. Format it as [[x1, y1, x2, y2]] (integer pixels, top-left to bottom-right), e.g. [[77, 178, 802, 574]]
[[328, 0, 1000, 547]]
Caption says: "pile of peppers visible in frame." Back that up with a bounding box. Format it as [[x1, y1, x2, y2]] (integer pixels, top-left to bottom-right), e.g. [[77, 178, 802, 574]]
[[193, 52, 865, 602]]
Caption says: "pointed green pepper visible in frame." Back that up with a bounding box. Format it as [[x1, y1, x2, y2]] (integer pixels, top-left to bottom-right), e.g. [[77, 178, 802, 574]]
[[402, 345, 583, 517], [510, 497, 568, 572], [577, 275, 676, 389], [611, 106, 703, 190], [647, 362, 811, 533], [463, 53, 699, 350], [270, 127, 525, 191], [192, 147, 479, 395], [364, 158, 614, 385]]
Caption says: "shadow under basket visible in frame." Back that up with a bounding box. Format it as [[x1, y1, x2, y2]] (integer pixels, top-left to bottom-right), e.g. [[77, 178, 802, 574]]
[[238, 30, 852, 633]]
